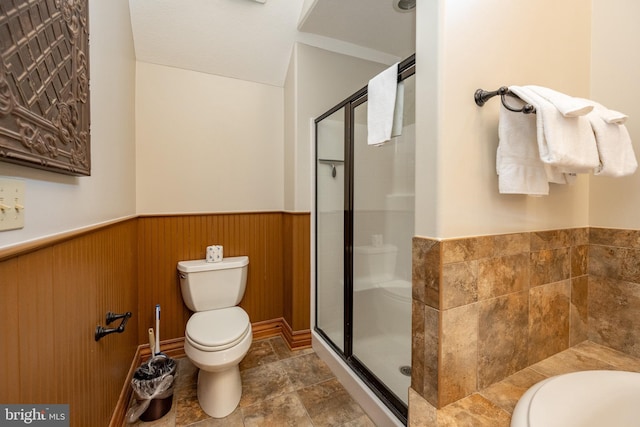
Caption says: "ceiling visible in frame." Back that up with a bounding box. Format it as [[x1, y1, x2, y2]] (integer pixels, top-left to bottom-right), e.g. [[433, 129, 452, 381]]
[[128, 0, 416, 87]]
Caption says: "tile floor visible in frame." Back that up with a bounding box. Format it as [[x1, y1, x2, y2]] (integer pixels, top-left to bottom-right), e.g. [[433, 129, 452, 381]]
[[410, 340, 640, 426], [127, 336, 376, 427]]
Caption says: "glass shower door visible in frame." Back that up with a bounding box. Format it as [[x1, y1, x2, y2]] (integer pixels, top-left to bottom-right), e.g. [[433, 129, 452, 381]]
[[315, 55, 415, 422], [351, 74, 415, 405], [316, 108, 346, 351]]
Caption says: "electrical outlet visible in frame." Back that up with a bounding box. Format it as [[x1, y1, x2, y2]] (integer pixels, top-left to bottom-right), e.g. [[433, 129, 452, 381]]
[[0, 178, 25, 231]]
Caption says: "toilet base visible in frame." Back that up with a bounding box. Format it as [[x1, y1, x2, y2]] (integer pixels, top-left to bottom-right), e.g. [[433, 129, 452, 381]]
[[197, 365, 242, 418]]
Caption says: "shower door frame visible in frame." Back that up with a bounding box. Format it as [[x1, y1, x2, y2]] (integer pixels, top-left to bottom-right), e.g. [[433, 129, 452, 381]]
[[314, 55, 415, 424]]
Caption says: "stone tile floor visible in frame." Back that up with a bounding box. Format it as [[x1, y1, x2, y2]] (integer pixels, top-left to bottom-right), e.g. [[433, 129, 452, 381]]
[[127, 336, 376, 426], [409, 340, 640, 426]]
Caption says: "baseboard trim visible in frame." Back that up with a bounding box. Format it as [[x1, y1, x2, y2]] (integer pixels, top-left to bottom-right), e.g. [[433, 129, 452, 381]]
[[252, 318, 284, 341], [281, 319, 312, 349], [110, 318, 311, 426], [251, 317, 311, 350], [138, 337, 187, 362], [108, 345, 141, 427]]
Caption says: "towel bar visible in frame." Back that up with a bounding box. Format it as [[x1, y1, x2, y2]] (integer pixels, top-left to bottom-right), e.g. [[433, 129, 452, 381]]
[[474, 87, 536, 114]]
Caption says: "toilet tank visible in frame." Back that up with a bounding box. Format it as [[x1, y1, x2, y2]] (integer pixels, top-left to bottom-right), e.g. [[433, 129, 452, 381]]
[[177, 256, 249, 312]]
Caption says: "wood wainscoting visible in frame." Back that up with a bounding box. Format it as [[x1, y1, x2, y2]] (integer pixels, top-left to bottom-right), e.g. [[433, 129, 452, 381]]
[[136, 212, 311, 344], [0, 211, 311, 427], [283, 213, 311, 332], [0, 219, 139, 427]]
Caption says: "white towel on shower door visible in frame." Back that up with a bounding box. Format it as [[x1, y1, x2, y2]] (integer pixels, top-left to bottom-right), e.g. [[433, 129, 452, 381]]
[[368, 63, 400, 146], [391, 81, 405, 138]]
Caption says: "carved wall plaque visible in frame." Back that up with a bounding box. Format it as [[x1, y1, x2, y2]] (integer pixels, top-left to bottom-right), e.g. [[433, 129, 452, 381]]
[[0, 0, 90, 176]]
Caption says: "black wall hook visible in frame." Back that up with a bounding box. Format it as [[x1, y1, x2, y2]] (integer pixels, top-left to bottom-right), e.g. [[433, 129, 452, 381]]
[[95, 311, 132, 341], [106, 311, 130, 325]]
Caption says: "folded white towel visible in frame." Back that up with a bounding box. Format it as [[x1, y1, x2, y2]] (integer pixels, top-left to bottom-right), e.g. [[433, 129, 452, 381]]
[[527, 85, 593, 117], [510, 86, 600, 174], [368, 63, 400, 146], [581, 100, 637, 177], [599, 108, 628, 125], [496, 100, 549, 195]]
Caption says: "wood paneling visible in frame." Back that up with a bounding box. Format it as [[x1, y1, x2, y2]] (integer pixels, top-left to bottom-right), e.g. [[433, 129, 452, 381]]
[[0, 219, 138, 427], [283, 215, 294, 327], [283, 213, 311, 331], [0, 258, 20, 403], [136, 213, 287, 343], [18, 248, 56, 404], [0, 216, 138, 262]]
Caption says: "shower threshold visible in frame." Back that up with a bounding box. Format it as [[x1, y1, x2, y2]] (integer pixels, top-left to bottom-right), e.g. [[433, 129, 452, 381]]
[[312, 330, 406, 427]]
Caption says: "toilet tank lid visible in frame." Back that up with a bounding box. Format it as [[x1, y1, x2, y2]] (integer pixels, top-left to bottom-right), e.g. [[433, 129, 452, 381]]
[[177, 256, 249, 273]]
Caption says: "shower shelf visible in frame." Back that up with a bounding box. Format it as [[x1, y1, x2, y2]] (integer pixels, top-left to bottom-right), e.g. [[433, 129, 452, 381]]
[[318, 159, 344, 178]]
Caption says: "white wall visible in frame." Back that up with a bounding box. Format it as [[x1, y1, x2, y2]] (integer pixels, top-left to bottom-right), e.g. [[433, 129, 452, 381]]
[[6, 0, 634, 251], [0, 0, 136, 249], [285, 43, 387, 212], [135, 62, 284, 214], [414, 0, 441, 240], [589, 0, 640, 228], [284, 47, 297, 211], [415, 0, 592, 239]]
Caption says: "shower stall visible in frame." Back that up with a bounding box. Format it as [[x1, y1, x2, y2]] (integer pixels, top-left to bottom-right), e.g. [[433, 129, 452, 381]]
[[314, 56, 415, 424]]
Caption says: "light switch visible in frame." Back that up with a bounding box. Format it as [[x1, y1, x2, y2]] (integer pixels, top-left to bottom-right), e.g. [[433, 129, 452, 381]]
[[0, 178, 25, 231]]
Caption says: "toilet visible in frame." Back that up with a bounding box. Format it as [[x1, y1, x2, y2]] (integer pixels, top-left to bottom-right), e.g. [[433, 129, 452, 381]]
[[511, 370, 640, 427], [177, 256, 252, 418], [353, 243, 398, 291]]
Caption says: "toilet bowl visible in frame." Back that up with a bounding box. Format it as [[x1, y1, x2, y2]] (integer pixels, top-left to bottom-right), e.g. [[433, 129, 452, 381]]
[[511, 370, 640, 427], [177, 256, 251, 418]]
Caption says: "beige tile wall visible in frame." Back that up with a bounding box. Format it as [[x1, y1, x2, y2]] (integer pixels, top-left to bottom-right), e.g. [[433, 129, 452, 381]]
[[589, 228, 640, 357], [411, 228, 590, 408]]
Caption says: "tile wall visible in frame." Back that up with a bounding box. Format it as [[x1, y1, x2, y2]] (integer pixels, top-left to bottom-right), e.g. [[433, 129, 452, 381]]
[[588, 228, 640, 357], [411, 228, 590, 408]]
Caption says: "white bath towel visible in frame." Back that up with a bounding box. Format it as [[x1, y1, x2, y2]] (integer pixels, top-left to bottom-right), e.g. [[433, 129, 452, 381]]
[[510, 86, 600, 174], [599, 108, 628, 125], [527, 85, 593, 117], [496, 99, 549, 195], [580, 100, 638, 177], [368, 63, 400, 146]]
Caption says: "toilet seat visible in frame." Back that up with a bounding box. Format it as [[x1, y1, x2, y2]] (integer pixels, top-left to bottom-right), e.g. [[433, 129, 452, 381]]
[[511, 370, 640, 427], [186, 307, 250, 352]]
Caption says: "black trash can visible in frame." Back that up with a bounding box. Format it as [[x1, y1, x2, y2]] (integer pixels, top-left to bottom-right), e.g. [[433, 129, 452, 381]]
[[127, 356, 177, 423]]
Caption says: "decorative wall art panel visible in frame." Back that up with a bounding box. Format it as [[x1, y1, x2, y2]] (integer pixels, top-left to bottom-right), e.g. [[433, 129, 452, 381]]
[[0, 0, 90, 176]]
